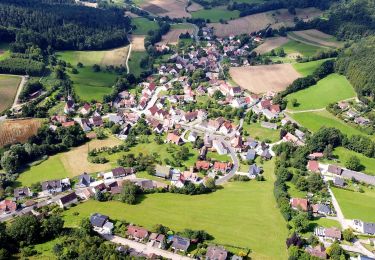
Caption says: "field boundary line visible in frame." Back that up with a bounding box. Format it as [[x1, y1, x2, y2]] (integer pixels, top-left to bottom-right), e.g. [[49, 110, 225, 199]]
[[287, 33, 330, 49]]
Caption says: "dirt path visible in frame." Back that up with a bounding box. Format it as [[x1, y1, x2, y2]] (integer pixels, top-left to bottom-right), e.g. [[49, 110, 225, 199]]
[[9, 75, 27, 110], [126, 43, 133, 74]]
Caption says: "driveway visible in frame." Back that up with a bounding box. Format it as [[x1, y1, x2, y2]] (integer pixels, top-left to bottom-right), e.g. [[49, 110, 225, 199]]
[[102, 234, 193, 260]]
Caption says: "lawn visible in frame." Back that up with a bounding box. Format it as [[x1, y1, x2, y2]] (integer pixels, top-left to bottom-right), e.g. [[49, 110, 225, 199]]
[[132, 17, 159, 35], [57, 51, 105, 67], [191, 7, 240, 23], [207, 151, 231, 162], [242, 122, 280, 142], [63, 159, 288, 259], [325, 147, 375, 176], [332, 186, 375, 222], [128, 51, 147, 76], [286, 74, 356, 111], [290, 110, 371, 138], [69, 67, 116, 101], [286, 181, 307, 198], [277, 40, 322, 57], [292, 58, 333, 77], [0, 75, 21, 113]]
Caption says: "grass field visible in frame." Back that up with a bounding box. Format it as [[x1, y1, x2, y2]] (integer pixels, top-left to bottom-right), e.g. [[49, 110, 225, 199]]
[[128, 51, 147, 76], [288, 30, 342, 49], [242, 122, 280, 142], [290, 110, 370, 138], [63, 159, 288, 259], [325, 147, 375, 176], [332, 186, 375, 222], [191, 7, 240, 23], [286, 74, 356, 111], [0, 75, 21, 113], [132, 17, 159, 35], [276, 39, 322, 58], [292, 58, 333, 77], [0, 42, 11, 61]]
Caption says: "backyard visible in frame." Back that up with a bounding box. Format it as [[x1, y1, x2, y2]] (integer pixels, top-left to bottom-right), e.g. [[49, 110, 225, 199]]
[[242, 122, 280, 142]]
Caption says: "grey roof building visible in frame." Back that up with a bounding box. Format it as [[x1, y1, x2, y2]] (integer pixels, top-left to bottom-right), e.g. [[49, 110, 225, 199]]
[[171, 236, 190, 251], [90, 213, 109, 228]]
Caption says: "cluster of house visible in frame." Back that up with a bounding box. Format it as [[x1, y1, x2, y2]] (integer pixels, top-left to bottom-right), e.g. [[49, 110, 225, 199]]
[[337, 100, 371, 127], [290, 198, 333, 216]]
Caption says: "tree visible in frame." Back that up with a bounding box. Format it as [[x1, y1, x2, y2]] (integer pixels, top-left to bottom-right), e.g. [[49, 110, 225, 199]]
[[327, 241, 345, 260], [92, 64, 100, 72], [120, 181, 138, 204], [0, 151, 19, 174], [292, 212, 309, 233], [345, 155, 362, 171], [94, 190, 105, 202], [7, 215, 40, 245], [306, 173, 324, 193], [324, 144, 333, 159], [342, 229, 355, 241], [40, 216, 64, 239], [80, 218, 94, 236], [204, 178, 216, 190], [291, 98, 298, 107], [278, 48, 286, 57]]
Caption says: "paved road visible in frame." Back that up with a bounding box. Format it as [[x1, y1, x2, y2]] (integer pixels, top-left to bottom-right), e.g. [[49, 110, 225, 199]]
[[102, 234, 193, 260]]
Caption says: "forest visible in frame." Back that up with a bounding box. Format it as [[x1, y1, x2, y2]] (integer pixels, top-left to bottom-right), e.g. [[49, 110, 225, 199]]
[[0, 0, 131, 51]]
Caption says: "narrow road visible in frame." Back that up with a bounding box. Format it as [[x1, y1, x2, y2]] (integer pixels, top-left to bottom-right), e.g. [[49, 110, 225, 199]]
[[285, 108, 325, 114], [126, 43, 133, 74], [0, 74, 28, 110], [327, 186, 348, 229], [102, 234, 193, 260]]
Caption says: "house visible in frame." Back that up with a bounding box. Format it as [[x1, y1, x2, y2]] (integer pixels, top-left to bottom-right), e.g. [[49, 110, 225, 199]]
[[76, 173, 92, 188], [64, 97, 75, 114], [312, 204, 331, 216], [56, 192, 78, 208], [213, 162, 231, 173], [328, 165, 342, 175], [308, 152, 324, 160], [305, 245, 327, 259], [315, 227, 341, 240], [354, 116, 370, 126], [262, 109, 277, 120], [188, 131, 198, 142], [41, 180, 63, 195], [290, 198, 309, 211], [230, 86, 242, 97], [307, 160, 320, 173], [258, 100, 271, 110], [283, 133, 304, 146], [155, 165, 172, 179], [260, 121, 277, 130], [207, 118, 224, 131], [270, 104, 281, 114], [90, 213, 114, 234], [204, 134, 213, 148], [333, 177, 345, 187], [295, 129, 305, 141], [14, 187, 32, 200], [260, 149, 272, 160], [212, 140, 227, 155], [206, 246, 228, 260], [166, 133, 183, 145], [195, 160, 210, 171], [230, 136, 242, 152], [127, 225, 149, 241], [80, 103, 91, 115], [112, 167, 134, 178], [183, 111, 198, 122], [182, 169, 199, 183], [171, 173, 184, 188], [352, 220, 375, 235], [0, 199, 17, 214], [149, 233, 165, 249], [76, 188, 94, 200], [248, 164, 262, 179], [245, 149, 256, 161], [171, 236, 190, 252]]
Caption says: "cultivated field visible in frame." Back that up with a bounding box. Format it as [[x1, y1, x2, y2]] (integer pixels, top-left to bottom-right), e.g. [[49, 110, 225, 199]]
[[130, 35, 146, 51], [210, 8, 322, 37], [253, 37, 289, 54], [158, 28, 194, 45], [191, 6, 240, 22], [332, 186, 375, 223], [0, 75, 22, 113], [63, 160, 289, 259], [230, 64, 301, 93], [288, 29, 342, 48], [186, 2, 203, 12], [286, 74, 356, 111], [137, 0, 190, 18], [17, 137, 122, 187], [0, 119, 42, 148]]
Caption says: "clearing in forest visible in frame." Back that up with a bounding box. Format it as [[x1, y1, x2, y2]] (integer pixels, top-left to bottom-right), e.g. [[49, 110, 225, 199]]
[[230, 64, 301, 93]]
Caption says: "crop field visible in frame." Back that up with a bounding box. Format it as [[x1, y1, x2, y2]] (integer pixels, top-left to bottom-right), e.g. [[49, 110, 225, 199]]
[[286, 74, 356, 111], [158, 28, 194, 45], [230, 64, 301, 93], [132, 17, 159, 35], [332, 186, 375, 222], [290, 110, 372, 138], [136, 0, 190, 18], [253, 37, 289, 55], [63, 159, 288, 259], [210, 8, 321, 37], [16, 137, 122, 187], [191, 7, 240, 22], [57, 45, 129, 67], [292, 58, 333, 76], [0, 75, 21, 113], [130, 35, 146, 51], [0, 119, 42, 148], [288, 29, 342, 48], [186, 2, 203, 12]]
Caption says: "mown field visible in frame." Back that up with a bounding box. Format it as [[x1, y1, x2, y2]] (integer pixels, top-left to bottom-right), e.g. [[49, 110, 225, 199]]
[[242, 122, 280, 142], [287, 30, 342, 49], [292, 58, 333, 77], [128, 51, 148, 76], [290, 110, 372, 138], [332, 186, 375, 222], [286, 74, 356, 111], [191, 7, 240, 22], [132, 17, 159, 35], [276, 39, 323, 58], [0, 75, 21, 113], [63, 159, 288, 259]]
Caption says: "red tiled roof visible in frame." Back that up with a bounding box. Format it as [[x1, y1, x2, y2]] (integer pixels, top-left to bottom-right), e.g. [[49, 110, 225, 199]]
[[195, 161, 210, 170], [308, 160, 320, 172], [127, 225, 149, 239], [290, 198, 308, 211]]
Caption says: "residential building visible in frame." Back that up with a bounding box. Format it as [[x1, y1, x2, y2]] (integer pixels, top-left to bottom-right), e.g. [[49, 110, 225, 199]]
[[188, 131, 198, 142], [312, 204, 332, 216], [352, 220, 375, 235], [212, 140, 227, 155], [195, 160, 211, 171], [56, 192, 78, 208], [127, 225, 149, 241], [307, 160, 320, 173], [171, 236, 190, 252], [76, 173, 92, 188], [149, 233, 165, 249], [0, 199, 17, 214], [305, 245, 327, 259], [328, 165, 342, 175], [213, 162, 231, 173], [166, 133, 183, 145], [248, 164, 262, 179], [315, 227, 341, 241], [290, 198, 309, 211], [41, 180, 63, 195], [14, 187, 32, 200], [112, 167, 134, 178], [206, 246, 228, 260], [90, 213, 114, 234], [333, 177, 345, 187]]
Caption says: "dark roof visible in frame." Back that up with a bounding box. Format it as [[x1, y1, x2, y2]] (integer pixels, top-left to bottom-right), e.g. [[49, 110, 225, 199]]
[[112, 167, 133, 177], [363, 222, 375, 234], [42, 180, 62, 191], [59, 192, 77, 205], [78, 173, 91, 186], [14, 187, 31, 198], [246, 149, 256, 160], [328, 165, 342, 175], [171, 236, 190, 251], [249, 164, 262, 175], [90, 213, 109, 227], [333, 177, 345, 187]]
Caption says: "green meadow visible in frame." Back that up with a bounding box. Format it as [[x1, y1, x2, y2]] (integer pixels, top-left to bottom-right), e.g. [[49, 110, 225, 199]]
[[63, 159, 288, 259], [191, 7, 240, 23], [332, 186, 375, 222], [128, 51, 148, 76], [292, 58, 334, 77], [132, 17, 159, 35], [0, 42, 11, 61], [277, 40, 322, 57], [242, 122, 280, 142], [287, 74, 356, 111]]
